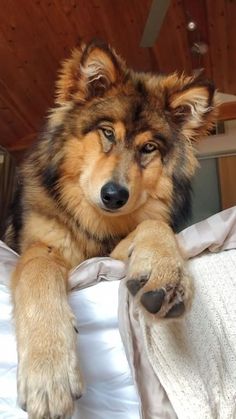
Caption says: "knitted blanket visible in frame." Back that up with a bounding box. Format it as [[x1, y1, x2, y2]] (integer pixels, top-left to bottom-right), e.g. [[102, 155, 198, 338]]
[[119, 207, 236, 419]]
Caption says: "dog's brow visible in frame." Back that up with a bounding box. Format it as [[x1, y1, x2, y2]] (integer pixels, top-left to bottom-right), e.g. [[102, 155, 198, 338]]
[[82, 117, 115, 135], [152, 133, 168, 144], [133, 131, 152, 145], [152, 132, 172, 155]]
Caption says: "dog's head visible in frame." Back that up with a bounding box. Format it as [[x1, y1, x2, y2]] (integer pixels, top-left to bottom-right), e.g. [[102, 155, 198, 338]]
[[44, 41, 217, 229]]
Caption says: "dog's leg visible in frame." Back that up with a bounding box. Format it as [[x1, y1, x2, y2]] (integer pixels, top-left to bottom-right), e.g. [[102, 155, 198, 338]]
[[111, 220, 193, 319], [12, 243, 83, 419]]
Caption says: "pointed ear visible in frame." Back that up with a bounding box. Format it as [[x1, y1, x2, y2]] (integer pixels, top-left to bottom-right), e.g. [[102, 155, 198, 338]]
[[163, 74, 218, 141], [55, 41, 126, 104]]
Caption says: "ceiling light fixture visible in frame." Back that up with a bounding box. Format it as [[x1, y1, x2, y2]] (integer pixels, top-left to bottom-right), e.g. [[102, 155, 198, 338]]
[[187, 20, 197, 31], [191, 42, 209, 55]]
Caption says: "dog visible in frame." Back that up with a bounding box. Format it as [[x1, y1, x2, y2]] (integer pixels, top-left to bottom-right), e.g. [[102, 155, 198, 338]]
[[3, 40, 217, 418]]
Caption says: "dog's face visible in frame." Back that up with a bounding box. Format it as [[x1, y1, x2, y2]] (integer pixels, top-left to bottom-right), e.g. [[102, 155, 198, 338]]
[[45, 42, 217, 228], [61, 90, 174, 217]]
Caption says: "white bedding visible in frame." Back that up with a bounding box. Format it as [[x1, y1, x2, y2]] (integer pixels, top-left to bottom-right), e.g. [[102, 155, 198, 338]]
[[1, 207, 236, 419], [119, 207, 236, 419], [0, 243, 140, 419]]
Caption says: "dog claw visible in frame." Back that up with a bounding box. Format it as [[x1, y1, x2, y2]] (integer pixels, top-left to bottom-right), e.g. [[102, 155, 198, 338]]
[[140, 289, 165, 314], [21, 403, 27, 412], [73, 392, 82, 400], [74, 326, 79, 333]]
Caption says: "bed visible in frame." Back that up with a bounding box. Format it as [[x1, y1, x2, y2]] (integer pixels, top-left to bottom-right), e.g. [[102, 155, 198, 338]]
[[0, 207, 236, 419]]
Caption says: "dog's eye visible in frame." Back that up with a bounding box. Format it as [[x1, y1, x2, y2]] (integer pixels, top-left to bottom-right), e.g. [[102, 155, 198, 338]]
[[140, 143, 157, 154], [101, 128, 115, 142]]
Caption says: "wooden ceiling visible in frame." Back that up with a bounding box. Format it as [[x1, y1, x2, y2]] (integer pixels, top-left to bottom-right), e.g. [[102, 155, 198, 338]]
[[0, 0, 236, 157]]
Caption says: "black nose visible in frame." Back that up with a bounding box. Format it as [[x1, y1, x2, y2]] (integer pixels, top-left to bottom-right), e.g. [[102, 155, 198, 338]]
[[101, 182, 129, 210]]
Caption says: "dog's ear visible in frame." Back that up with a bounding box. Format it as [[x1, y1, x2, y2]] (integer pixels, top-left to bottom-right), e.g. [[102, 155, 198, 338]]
[[163, 73, 218, 141], [56, 41, 126, 104]]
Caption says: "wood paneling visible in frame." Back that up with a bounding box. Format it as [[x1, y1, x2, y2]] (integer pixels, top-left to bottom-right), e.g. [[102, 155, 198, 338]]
[[0, 0, 235, 156], [207, 0, 236, 96], [154, 0, 192, 74], [218, 102, 236, 121], [218, 156, 236, 209], [183, 0, 212, 78]]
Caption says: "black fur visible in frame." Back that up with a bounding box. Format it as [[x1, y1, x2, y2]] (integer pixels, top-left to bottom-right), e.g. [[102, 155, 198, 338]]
[[8, 177, 24, 251], [132, 100, 144, 124], [41, 164, 60, 200], [135, 79, 148, 99], [170, 173, 192, 232]]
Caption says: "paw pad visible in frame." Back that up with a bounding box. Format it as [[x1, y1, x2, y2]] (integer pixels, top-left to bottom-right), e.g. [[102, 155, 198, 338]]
[[140, 289, 165, 314], [126, 272, 187, 319], [165, 302, 185, 318], [139, 286, 186, 318], [126, 276, 148, 296]]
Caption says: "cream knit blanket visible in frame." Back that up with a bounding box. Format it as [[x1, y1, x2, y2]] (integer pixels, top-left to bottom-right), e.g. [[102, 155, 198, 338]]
[[119, 207, 236, 419], [143, 251, 236, 419]]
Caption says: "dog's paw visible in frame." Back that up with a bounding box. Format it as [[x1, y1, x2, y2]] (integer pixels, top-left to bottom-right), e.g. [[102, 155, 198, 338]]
[[126, 251, 193, 319], [17, 320, 83, 418]]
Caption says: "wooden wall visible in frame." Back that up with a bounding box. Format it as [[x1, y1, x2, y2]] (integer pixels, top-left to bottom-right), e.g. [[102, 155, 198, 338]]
[[219, 156, 236, 209], [0, 0, 236, 156]]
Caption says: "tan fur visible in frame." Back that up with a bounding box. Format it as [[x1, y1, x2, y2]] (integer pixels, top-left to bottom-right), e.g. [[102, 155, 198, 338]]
[[12, 244, 83, 417], [6, 41, 218, 418]]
